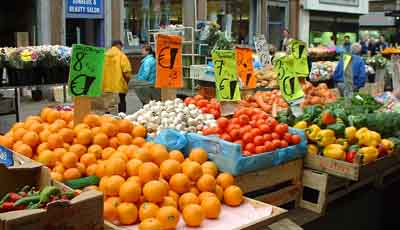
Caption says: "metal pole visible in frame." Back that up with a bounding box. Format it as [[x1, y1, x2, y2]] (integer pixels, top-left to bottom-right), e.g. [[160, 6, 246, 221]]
[[76, 27, 81, 44]]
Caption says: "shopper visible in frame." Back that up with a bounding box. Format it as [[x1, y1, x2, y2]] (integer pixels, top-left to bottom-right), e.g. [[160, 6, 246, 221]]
[[135, 44, 160, 105], [279, 28, 292, 52], [102, 40, 132, 113], [333, 43, 366, 96], [342, 35, 352, 53], [360, 35, 369, 55], [326, 36, 336, 49], [375, 34, 388, 52]]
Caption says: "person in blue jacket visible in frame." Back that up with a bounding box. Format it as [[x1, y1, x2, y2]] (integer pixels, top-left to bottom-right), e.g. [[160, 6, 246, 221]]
[[333, 43, 366, 96], [135, 44, 160, 105]]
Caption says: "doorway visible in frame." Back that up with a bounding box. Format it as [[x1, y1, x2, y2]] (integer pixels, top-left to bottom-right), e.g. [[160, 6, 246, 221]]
[[266, 1, 289, 49], [66, 19, 104, 47]]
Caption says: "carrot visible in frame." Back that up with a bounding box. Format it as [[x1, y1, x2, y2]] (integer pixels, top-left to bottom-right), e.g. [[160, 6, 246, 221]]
[[254, 95, 271, 112]]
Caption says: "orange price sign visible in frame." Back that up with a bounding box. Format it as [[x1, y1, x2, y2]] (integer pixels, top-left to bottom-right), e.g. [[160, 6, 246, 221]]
[[236, 47, 256, 88], [155, 34, 183, 88]]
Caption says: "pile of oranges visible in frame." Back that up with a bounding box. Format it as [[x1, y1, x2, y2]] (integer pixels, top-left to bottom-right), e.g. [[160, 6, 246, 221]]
[[0, 107, 244, 228]]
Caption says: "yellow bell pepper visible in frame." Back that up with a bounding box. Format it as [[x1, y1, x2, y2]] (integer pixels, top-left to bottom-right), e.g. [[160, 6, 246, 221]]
[[357, 129, 381, 147], [307, 144, 319, 155], [355, 128, 369, 140], [335, 138, 349, 150], [317, 129, 336, 147], [359, 146, 379, 164], [368, 131, 381, 147], [294, 121, 308, 129], [381, 139, 395, 154], [345, 127, 357, 143], [306, 125, 321, 142], [323, 144, 346, 160]]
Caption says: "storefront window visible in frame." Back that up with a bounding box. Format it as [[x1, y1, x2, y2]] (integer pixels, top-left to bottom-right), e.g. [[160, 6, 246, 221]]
[[207, 0, 250, 44], [124, 0, 183, 43], [267, 1, 288, 49]]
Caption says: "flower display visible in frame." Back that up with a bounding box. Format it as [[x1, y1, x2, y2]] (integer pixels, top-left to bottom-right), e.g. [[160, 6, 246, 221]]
[[309, 61, 337, 82], [365, 54, 387, 69]]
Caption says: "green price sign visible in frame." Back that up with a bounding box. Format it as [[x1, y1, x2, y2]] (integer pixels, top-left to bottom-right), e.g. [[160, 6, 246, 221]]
[[68, 44, 105, 97], [274, 55, 304, 103], [212, 50, 241, 101], [289, 40, 309, 77]]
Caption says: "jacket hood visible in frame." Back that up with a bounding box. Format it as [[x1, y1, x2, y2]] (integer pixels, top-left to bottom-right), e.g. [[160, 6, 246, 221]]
[[105, 46, 122, 57]]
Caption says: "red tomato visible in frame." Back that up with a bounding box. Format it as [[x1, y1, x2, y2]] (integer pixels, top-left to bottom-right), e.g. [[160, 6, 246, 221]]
[[280, 140, 289, 148], [264, 141, 274, 152], [239, 114, 250, 125], [234, 109, 245, 118], [242, 133, 253, 144], [283, 133, 292, 143], [209, 109, 219, 118], [229, 129, 241, 140], [267, 118, 278, 129], [202, 128, 214, 136], [243, 108, 253, 117], [231, 117, 240, 125], [253, 136, 264, 146], [196, 99, 208, 107], [216, 127, 225, 134], [239, 126, 252, 138], [243, 150, 252, 156], [291, 135, 302, 145], [234, 140, 244, 146], [255, 146, 266, 154], [226, 124, 240, 133], [260, 113, 270, 120], [271, 132, 281, 140], [256, 119, 265, 127], [250, 128, 262, 137], [263, 134, 272, 142], [217, 117, 230, 129], [184, 97, 192, 105], [249, 120, 257, 128], [201, 107, 209, 114], [245, 143, 256, 153], [259, 124, 271, 133], [251, 114, 262, 121], [221, 133, 233, 142], [193, 95, 204, 101], [272, 139, 281, 149], [274, 124, 289, 135]]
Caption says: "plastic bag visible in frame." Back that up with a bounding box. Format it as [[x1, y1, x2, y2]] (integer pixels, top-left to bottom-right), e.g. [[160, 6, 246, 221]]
[[154, 129, 188, 151]]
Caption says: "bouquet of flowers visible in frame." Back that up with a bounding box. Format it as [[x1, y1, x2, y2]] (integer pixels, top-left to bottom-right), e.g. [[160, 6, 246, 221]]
[[309, 61, 337, 82], [7, 47, 39, 69], [366, 54, 387, 69]]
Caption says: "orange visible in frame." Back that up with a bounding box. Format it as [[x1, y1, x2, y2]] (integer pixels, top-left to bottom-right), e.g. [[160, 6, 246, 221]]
[[0, 135, 14, 149], [160, 159, 181, 180], [190, 186, 200, 196], [83, 114, 101, 128], [63, 168, 81, 180], [199, 192, 217, 203], [138, 218, 163, 230], [46, 109, 60, 123], [76, 162, 86, 175], [126, 159, 143, 177], [109, 151, 128, 162], [101, 122, 118, 137], [61, 152, 78, 169], [48, 123, 62, 133], [161, 196, 177, 208], [13, 143, 33, 158], [182, 204, 205, 227], [132, 125, 147, 138], [13, 128, 27, 140], [91, 127, 102, 136], [40, 107, 52, 121], [51, 172, 63, 182], [73, 123, 89, 133], [39, 129, 51, 142], [48, 133, 64, 150], [215, 185, 224, 201], [117, 133, 133, 145], [127, 176, 142, 187], [106, 196, 121, 207], [125, 145, 138, 159], [132, 137, 146, 147], [95, 161, 106, 177], [23, 119, 39, 130], [98, 176, 109, 193], [117, 202, 138, 225], [104, 157, 126, 176], [223, 185, 243, 207], [58, 128, 75, 143], [60, 111, 73, 122], [53, 148, 67, 161], [86, 164, 97, 176], [168, 150, 184, 163], [105, 175, 125, 196], [29, 123, 44, 133], [143, 180, 168, 203], [197, 174, 216, 192], [178, 192, 200, 211], [80, 153, 97, 166], [119, 181, 141, 203], [93, 133, 109, 148], [109, 137, 119, 149], [12, 122, 25, 131], [135, 148, 152, 162], [76, 129, 92, 145], [139, 202, 160, 221], [150, 144, 169, 166], [118, 119, 134, 133], [182, 161, 203, 181], [216, 172, 235, 190], [189, 148, 208, 164], [117, 145, 129, 153], [53, 163, 65, 174], [201, 161, 218, 177], [69, 144, 87, 158], [156, 206, 180, 229], [138, 162, 160, 184], [102, 147, 115, 160], [169, 173, 190, 194], [88, 144, 103, 159], [37, 150, 57, 167], [104, 201, 119, 222], [168, 190, 179, 202], [201, 196, 221, 219]]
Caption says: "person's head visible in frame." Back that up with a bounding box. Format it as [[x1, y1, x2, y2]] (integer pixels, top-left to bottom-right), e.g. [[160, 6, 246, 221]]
[[344, 35, 350, 43], [362, 34, 369, 42], [282, 28, 289, 38], [380, 34, 385, 42], [269, 45, 277, 56], [112, 40, 124, 50], [351, 43, 362, 55], [141, 44, 154, 56]]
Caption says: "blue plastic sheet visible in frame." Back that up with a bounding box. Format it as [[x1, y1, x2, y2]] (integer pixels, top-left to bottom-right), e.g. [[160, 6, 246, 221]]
[[154, 129, 188, 152]]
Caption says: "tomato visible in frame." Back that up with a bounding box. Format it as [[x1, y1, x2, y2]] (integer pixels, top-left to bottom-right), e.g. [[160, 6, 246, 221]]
[[291, 135, 302, 145], [194, 95, 204, 101], [196, 99, 208, 107], [234, 109, 245, 118], [264, 141, 274, 152], [256, 119, 265, 127], [258, 124, 270, 133], [243, 150, 252, 156], [226, 124, 240, 133], [272, 139, 281, 149], [231, 117, 240, 125], [221, 133, 233, 142], [239, 114, 250, 125], [229, 129, 241, 140], [245, 143, 256, 153], [267, 118, 278, 129], [217, 117, 230, 129], [249, 120, 257, 128], [234, 140, 244, 146], [243, 108, 253, 117], [255, 146, 266, 154], [202, 128, 214, 136], [184, 97, 192, 105], [280, 140, 289, 148], [242, 133, 254, 144], [283, 133, 292, 143], [274, 124, 289, 135], [271, 132, 280, 140], [263, 134, 272, 142], [253, 136, 264, 146], [250, 128, 262, 137], [260, 113, 270, 120], [251, 114, 262, 121], [210, 109, 219, 118], [201, 107, 209, 114]]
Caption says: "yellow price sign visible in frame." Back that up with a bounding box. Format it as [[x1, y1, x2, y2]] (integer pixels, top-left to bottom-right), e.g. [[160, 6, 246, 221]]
[[212, 50, 241, 101], [289, 40, 309, 77], [274, 55, 304, 103]]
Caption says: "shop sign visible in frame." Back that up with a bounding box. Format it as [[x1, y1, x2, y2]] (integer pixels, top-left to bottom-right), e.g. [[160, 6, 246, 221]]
[[155, 34, 183, 88], [274, 55, 304, 103], [68, 44, 105, 97], [288, 40, 309, 77], [66, 0, 104, 18], [212, 50, 241, 101], [236, 47, 256, 89]]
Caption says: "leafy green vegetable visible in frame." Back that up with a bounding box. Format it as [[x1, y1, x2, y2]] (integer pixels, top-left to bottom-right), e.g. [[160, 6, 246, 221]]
[[348, 112, 400, 138]]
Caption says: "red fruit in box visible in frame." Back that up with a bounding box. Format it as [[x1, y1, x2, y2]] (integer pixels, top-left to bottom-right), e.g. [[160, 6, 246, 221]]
[[221, 133, 232, 142], [263, 134, 272, 142], [245, 143, 256, 153], [253, 136, 264, 146], [242, 133, 253, 144], [280, 140, 289, 148], [229, 129, 241, 140], [377, 144, 388, 158], [264, 141, 274, 152], [291, 135, 302, 145], [217, 117, 229, 129], [239, 115, 250, 125], [255, 146, 266, 154]]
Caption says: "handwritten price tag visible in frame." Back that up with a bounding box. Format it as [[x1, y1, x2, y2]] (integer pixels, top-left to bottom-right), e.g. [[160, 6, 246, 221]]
[[254, 34, 271, 66], [236, 47, 256, 88], [155, 34, 183, 88], [274, 55, 304, 103], [68, 44, 105, 97], [289, 40, 309, 77], [212, 50, 241, 101]]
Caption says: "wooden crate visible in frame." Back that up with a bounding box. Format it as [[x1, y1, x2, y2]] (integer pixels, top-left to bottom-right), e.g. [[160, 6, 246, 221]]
[[299, 169, 377, 214], [304, 152, 400, 181], [376, 163, 400, 189], [236, 159, 303, 208]]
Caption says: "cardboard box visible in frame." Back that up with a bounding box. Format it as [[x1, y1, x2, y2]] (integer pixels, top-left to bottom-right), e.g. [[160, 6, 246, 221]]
[[0, 153, 104, 230]]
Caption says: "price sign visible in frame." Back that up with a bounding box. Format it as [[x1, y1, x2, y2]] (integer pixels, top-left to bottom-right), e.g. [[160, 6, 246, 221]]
[[68, 44, 105, 97], [212, 50, 241, 101], [254, 34, 271, 66], [288, 40, 309, 77], [236, 47, 256, 88], [155, 34, 183, 88], [274, 55, 304, 103]]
